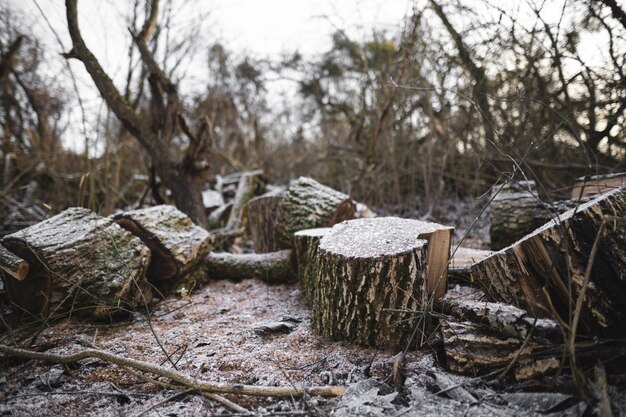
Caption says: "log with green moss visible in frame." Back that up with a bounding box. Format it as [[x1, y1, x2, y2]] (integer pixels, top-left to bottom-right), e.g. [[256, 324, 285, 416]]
[[1, 207, 151, 319], [245, 177, 356, 252], [114, 205, 213, 295], [309, 217, 453, 349]]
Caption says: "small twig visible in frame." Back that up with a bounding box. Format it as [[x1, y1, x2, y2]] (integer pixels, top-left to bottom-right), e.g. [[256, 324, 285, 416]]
[[135, 389, 194, 417], [0, 344, 346, 398]]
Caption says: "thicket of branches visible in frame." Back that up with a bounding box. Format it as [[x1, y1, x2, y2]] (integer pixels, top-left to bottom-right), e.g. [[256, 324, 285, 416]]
[[0, 0, 624, 226]]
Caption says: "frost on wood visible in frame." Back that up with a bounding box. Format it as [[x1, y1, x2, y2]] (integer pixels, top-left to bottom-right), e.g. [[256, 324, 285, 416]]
[[114, 205, 213, 294], [472, 187, 626, 336], [309, 217, 453, 349], [1, 207, 151, 319], [276, 177, 356, 249], [294, 227, 330, 307], [206, 250, 295, 283]]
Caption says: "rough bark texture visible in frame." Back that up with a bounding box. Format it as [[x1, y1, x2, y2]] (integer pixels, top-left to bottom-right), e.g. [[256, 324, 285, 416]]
[[0, 207, 151, 319], [114, 205, 213, 295], [245, 192, 284, 253], [490, 181, 592, 250], [441, 321, 560, 380], [206, 250, 295, 283], [276, 177, 357, 249], [571, 172, 626, 199], [472, 187, 626, 336], [310, 217, 453, 349], [293, 228, 330, 306]]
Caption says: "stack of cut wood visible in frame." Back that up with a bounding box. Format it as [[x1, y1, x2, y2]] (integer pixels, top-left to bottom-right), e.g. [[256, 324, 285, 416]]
[[0, 205, 212, 320]]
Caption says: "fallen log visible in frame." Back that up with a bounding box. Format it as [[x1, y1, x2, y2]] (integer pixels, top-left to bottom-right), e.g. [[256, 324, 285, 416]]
[[114, 205, 213, 295], [0, 207, 151, 319], [245, 177, 356, 251], [309, 217, 453, 349], [472, 187, 626, 336], [206, 250, 295, 283], [0, 244, 28, 280]]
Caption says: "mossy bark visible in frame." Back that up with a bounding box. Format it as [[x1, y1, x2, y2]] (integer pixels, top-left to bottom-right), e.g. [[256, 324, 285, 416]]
[[206, 250, 294, 283], [1, 207, 151, 320], [114, 205, 213, 295]]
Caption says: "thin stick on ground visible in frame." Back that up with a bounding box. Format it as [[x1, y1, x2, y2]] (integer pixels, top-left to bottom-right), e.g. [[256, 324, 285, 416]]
[[0, 344, 347, 399]]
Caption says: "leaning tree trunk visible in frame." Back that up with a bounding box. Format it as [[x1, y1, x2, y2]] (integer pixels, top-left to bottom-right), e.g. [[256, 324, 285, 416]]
[[0, 208, 151, 319], [306, 217, 453, 349], [113, 205, 213, 295], [472, 187, 626, 337]]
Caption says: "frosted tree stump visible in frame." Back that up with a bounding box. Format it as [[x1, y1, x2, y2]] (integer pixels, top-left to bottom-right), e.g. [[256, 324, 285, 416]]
[[245, 178, 357, 252], [0, 208, 151, 319], [293, 228, 330, 306], [114, 205, 213, 295], [310, 217, 453, 349], [472, 187, 626, 336]]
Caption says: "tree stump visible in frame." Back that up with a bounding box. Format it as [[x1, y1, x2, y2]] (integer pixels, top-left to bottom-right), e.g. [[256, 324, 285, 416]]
[[293, 228, 330, 306], [309, 217, 453, 349], [472, 187, 626, 336], [244, 177, 356, 251], [0, 207, 151, 319], [114, 205, 213, 295]]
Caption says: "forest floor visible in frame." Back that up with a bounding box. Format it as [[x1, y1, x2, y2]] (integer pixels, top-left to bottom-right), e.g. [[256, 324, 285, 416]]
[[3, 278, 622, 416]]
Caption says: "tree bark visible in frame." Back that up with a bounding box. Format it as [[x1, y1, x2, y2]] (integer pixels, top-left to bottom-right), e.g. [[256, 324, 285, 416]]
[[472, 187, 626, 336], [1, 207, 151, 319], [245, 177, 356, 251], [114, 205, 213, 295], [293, 227, 330, 306], [245, 192, 284, 253], [206, 250, 295, 283], [308, 217, 453, 349]]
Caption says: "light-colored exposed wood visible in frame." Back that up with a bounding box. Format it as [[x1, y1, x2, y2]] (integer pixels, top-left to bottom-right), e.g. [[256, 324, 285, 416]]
[[571, 172, 626, 199], [0, 244, 29, 280]]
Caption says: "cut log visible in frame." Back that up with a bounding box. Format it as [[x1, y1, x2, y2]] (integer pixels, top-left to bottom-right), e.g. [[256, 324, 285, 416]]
[[441, 321, 560, 380], [245, 192, 284, 253], [309, 217, 453, 349], [113, 205, 213, 295], [449, 247, 493, 281], [472, 187, 626, 336], [276, 177, 356, 249], [0, 244, 29, 280], [202, 189, 224, 214], [0, 207, 151, 319], [208, 203, 232, 229], [244, 177, 357, 251], [490, 181, 592, 250], [572, 172, 626, 199], [206, 250, 295, 283], [293, 228, 330, 306]]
